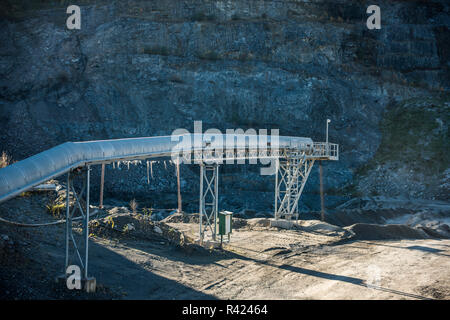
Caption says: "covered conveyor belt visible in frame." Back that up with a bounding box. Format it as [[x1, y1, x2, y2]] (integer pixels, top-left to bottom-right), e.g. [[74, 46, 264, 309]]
[[0, 134, 329, 204]]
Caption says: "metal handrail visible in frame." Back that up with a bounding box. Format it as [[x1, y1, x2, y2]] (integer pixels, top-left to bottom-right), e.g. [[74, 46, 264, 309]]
[[311, 142, 339, 159]]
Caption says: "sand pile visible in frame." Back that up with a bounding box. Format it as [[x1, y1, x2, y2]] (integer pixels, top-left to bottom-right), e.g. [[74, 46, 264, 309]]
[[296, 220, 354, 239], [245, 218, 270, 228], [386, 210, 450, 239], [163, 213, 250, 230], [89, 213, 195, 246], [162, 212, 199, 224], [328, 197, 450, 228], [345, 223, 431, 240], [89, 213, 162, 240]]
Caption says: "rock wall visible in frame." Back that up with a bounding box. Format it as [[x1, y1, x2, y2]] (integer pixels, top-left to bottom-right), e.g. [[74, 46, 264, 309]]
[[0, 0, 448, 210]]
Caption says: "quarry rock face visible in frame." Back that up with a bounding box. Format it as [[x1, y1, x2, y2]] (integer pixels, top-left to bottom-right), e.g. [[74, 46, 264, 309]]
[[0, 0, 448, 210]]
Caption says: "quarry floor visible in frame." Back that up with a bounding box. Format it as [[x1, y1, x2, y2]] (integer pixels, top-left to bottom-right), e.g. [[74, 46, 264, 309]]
[[89, 222, 450, 300], [0, 193, 449, 300]]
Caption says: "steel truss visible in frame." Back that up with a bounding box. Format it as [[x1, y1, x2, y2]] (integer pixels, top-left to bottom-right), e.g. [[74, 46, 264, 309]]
[[274, 151, 315, 221], [198, 163, 219, 242], [64, 166, 91, 280]]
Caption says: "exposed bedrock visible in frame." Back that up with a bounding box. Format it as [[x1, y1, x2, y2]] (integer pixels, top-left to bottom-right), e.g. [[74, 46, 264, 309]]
[[0, 0, 448, 210]]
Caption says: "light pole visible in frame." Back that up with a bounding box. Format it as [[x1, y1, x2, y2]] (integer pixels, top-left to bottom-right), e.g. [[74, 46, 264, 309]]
[[321, 118, 331, 221], [326, 119, 331, 145], [326, 119, 331, 155]]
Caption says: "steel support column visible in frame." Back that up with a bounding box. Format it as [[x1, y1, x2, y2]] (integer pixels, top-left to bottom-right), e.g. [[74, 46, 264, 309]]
[[274, 158, 279, 219], [99, 163, 105, 209], [84, 165, 90, 279], [65, 172, 70, 271], [64, 166, 91, 280]]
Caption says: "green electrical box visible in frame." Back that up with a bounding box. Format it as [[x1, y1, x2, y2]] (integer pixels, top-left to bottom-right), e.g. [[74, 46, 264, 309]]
[[218, 211, 233, 236]]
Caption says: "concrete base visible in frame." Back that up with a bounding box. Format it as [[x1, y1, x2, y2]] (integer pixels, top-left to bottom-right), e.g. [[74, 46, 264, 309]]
[[270, 219, 298, 230], [82, 277, 97, 293]]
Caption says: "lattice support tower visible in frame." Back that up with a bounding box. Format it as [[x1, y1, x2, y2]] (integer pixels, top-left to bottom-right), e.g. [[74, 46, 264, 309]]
[[198, 163, 219, 242], [274, 151, 315, 221]]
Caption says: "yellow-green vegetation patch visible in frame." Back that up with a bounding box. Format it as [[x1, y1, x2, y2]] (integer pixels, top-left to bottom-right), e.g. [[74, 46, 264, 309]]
[[46, 199, 65, 218], [358, 94, 449, 177]]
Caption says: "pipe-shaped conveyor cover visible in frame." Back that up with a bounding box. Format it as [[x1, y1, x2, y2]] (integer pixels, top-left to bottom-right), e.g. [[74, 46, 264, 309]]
[[0, 134, 313, 204]]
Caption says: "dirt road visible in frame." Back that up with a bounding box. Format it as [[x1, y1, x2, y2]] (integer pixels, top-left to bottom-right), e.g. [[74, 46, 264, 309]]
[[89, 219, 449, 299], [1, 194, 449, 300]]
